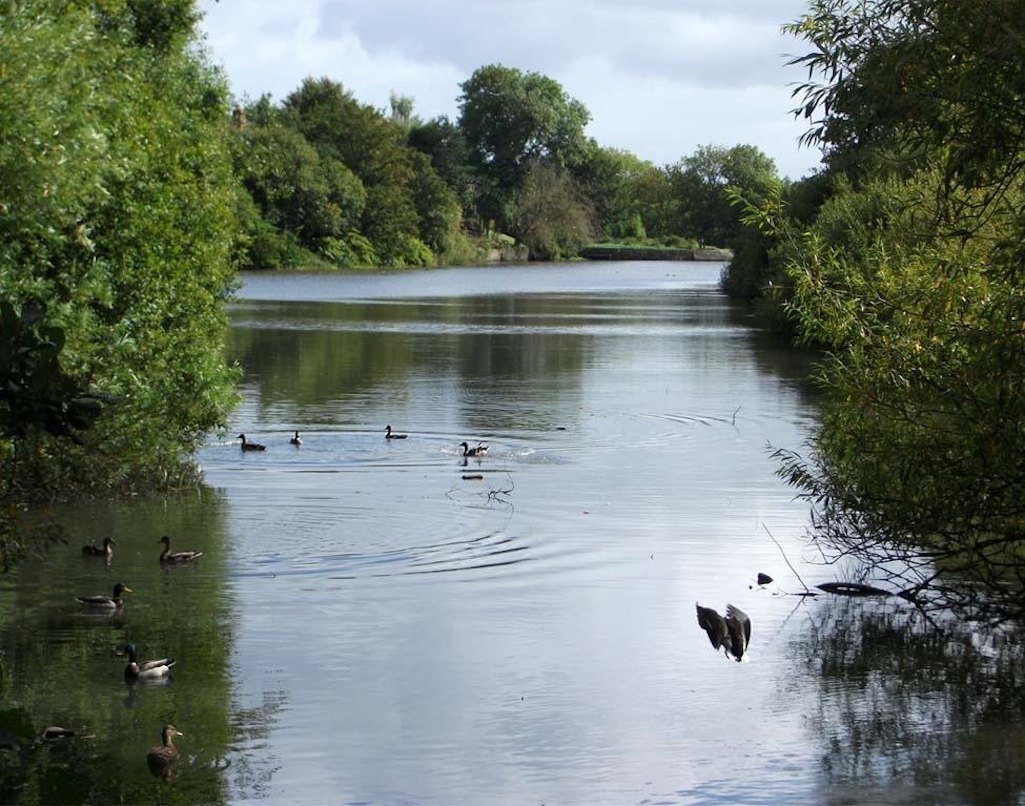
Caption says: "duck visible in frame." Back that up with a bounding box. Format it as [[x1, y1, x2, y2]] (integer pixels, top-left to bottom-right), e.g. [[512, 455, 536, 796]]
[[385, 425, 407, 439], [41, 726, 79, 741], [76, 582, 132, 610], [724, 603, 751, 661], [696, 602, 751, 662], [146, 724, 183, 779], [81, 537, 115, 558], [460, 441, 488, 457], [289, 430, 303, 446], [157, 535, 203, 564], [238, 432, 266, 452], [123, 643, 176, 682]]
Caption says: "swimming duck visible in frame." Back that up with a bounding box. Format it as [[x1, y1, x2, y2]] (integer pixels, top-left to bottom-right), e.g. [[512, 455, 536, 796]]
[[290, 430, 303, 446], [238, 433, 266, 451], [460, 441, 488, 457], [123, 643, 176, 682], [157, 535, 203, 564], [81, 537, 115, 558], [41, 726, 79, 741], [385, 425, 407, 439], [76, 582, 132, 610], [696, 602, 751, 661], [146, 724, 183, 779]]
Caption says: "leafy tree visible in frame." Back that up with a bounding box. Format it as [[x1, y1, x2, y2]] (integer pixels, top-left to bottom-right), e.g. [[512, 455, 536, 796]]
[[671, 144, 780, 248], [281, 77, 438, 265], [573, 144, 651, 241], [408, 115, 477, 216], [458, 64, 591, 227], [0, 0, 239, 504], [758, 0, 1025, 622], [230, 123, 367, 266], [632, 164, 677, 240], [510, 162, 593, 260]]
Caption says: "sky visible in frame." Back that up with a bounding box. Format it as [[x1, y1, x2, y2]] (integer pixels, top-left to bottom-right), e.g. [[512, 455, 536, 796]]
[[196, 0, 824, 181]]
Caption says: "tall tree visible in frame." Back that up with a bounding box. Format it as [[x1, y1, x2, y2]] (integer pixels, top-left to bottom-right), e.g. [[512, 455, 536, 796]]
[[672, 144, 779, 247], [0, 0, 239, 506], [457, 64, 590, 228]]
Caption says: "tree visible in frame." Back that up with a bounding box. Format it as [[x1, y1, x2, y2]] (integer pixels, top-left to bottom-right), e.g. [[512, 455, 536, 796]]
[[573, 144, 651, 241], [761, 0, 1025, 623], [672, 144, 780, 247], [458, 64, 591, 228], [0, 0, 240, 504], [510, 162, 593, 260], [281, 77, 435, 265]]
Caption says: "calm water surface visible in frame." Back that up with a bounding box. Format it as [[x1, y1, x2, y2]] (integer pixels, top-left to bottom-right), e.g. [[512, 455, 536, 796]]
[[3, 261, 1022, 805]]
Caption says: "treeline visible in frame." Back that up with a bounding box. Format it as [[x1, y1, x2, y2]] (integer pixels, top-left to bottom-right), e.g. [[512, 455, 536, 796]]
[[720, 0, 1025, 621], [228, 66, 783, 268]]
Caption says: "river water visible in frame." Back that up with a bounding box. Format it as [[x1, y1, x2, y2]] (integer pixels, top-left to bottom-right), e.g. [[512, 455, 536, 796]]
[[2, 261, 1022, 804]]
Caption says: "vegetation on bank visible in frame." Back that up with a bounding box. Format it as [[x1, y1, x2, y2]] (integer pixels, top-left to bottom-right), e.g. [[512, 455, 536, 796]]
[[0, 0, 241, 561], [229, 71, 784, 270], [721, 0, 1025, 622]]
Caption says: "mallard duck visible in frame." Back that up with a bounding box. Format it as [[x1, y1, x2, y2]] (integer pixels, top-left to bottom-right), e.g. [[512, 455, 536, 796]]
[[460, 441, 488, 457], [289, 430, 303, 446], [238, 432, 266, 451], [158, 535, 203, 564], [146, 724, 183, 779], [76, 582, 131, 610], [41, 726, 78, 741], [385, 425, 407, 439], [696, 602, 751, 662], [123, 643, 176, 682], [81, 537, 115, 558]]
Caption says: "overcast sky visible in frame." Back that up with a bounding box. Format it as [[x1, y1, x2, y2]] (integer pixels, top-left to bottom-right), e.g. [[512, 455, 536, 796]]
[[196, 0, 823, 180]]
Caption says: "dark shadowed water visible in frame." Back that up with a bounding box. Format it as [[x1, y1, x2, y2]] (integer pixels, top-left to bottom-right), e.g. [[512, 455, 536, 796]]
[[2, 261, 1023, 805]]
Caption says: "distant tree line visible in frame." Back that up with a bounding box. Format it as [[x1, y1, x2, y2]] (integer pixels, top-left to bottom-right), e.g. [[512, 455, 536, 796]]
[[229, 64, 783, 268]]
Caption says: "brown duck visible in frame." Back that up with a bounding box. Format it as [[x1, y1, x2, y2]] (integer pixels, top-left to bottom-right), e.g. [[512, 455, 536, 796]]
[[146, 724, 183, 779]]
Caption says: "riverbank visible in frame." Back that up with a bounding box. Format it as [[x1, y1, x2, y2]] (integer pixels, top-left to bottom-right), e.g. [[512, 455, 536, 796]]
[[579, 245, 733, 261]]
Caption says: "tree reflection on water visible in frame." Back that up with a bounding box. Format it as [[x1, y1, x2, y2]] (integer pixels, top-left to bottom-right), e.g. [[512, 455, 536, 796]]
[[800, 598, 1025, 803]]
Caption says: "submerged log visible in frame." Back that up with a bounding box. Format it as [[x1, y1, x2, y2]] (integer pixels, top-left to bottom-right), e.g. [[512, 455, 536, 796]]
[[816, 581, 896, 597]]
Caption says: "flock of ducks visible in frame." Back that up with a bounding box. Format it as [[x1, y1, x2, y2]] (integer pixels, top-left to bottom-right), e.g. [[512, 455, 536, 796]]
[[236, 428, 490, 458], [73, 532, 203, 778]]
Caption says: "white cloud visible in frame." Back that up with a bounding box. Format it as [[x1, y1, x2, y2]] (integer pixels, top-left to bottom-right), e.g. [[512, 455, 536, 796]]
[[197, 0, 822, 179]]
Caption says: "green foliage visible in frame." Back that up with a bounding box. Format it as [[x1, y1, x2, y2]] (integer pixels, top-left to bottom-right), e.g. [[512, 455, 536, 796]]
[[670, 144, 781, 248], [753, 0, 1025, 617], [458, 64, 591, 229], [0, 0, 240, 503], [510, 162, 593, 260], [573, 144, 651, 240]]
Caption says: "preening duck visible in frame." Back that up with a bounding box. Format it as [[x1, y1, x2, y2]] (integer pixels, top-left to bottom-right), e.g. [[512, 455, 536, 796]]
[[146, 724, 183, 779], [385, 425, 407, 439], [696, 602, 751, 662], [157, 535, 203, 564], [460, 441, 488, 457], [76, 582, 132, 610], [123, 643, 176, 682], [290, 430, 303, 446], [81, 537, 115, 558], [238, 433, 266, 451]]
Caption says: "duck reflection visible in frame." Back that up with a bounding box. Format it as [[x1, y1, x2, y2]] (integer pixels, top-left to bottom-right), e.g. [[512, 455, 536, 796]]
[[696, 603, 751, 662]]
